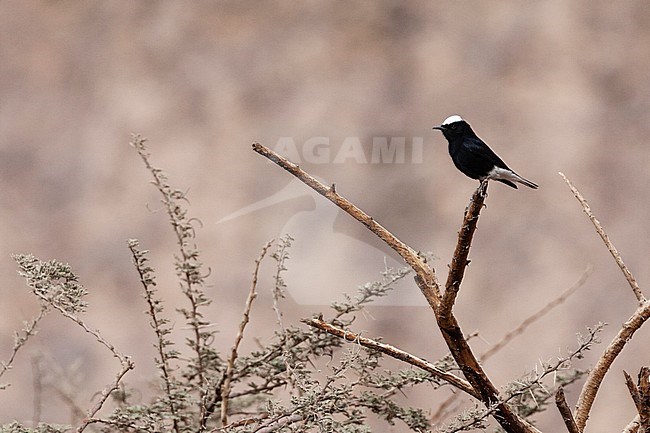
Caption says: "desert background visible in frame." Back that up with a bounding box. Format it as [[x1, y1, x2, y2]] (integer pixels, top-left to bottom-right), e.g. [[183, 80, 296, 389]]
[[1, 1, 649, 431]]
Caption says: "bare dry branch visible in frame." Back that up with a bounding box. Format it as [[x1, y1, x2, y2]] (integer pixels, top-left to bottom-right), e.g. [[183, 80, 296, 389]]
[[254, 143, 539, 433], [441, 180, 488, 320], [302, 317, 479, 399], [252, 142, 442, 309], [220, 240, 274, 427], [555, 387, 579, 433], [432, 267, 591, 425], [574, 301, 650, 430], [625, 367, 650, 433], [560, 172, 645, 304]]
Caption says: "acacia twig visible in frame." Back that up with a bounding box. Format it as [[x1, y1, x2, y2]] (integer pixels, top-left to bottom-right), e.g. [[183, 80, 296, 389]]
[[0, 306, 49, 384], [560, 173, 645, 304], [128, 239, 180, 433], [253, 143, 539, 433], [132, 135, 210, 393], [44, 300, 134, 433], [220, 240, 273, 427], [481, 265, 592, 361], [555, 387, 579, 433], [302, 317, 479, 399], [76, 362, 133, 433]]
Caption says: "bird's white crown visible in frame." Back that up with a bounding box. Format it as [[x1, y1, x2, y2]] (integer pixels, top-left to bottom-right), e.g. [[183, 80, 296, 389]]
[[441, 114, 464, 125]]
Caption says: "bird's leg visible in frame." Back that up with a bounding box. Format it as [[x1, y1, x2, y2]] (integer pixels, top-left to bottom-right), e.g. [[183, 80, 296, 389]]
[[478, 179, 489, 198]]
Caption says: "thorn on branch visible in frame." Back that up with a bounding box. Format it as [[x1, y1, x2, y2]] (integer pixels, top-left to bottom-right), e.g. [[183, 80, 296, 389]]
[[301, 317, 479, 399]]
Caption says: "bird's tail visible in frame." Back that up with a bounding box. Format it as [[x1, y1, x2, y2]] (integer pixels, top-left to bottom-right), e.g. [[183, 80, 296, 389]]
[[487, 167, 539, 189], [513, 173, 538, 189]]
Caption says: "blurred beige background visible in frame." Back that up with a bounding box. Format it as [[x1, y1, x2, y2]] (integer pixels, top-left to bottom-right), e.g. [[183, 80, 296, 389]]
[[1, 1, 649, 431]]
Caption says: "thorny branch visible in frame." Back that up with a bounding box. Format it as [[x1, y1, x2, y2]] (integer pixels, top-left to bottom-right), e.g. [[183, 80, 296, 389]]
[[219, 240, 274, 427], [0, 306, 49, 386], [442, 324, 601, 433], [13, 254, 134, 433], [132, 135, 211, 392], [128, 239, 181, 433], [302, 317, 479, 399]]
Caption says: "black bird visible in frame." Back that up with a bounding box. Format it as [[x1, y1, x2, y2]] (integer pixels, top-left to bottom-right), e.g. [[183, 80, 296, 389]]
[[432, 115, 538, 189]]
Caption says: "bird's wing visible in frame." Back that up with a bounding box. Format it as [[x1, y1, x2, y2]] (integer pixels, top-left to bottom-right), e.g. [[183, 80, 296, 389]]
[[464, 136, 510, 169]]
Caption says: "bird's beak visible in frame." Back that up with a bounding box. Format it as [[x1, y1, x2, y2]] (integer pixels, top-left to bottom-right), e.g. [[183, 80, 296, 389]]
[[432, 125, 444, 131]]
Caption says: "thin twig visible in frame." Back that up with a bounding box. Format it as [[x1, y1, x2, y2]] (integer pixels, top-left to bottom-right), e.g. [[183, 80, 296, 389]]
[[555, 387, 579, 433], [302, 317, 479, 399], [132, 135, 209, 392], [560, 172, 645, 304], [43, 301, 134, 433], [254, 413, 304, 433], [0, 306, 49, 382], [76, 362, 133, 433], [220, 240, 273, 427], [481, 265, 592, 361], [128, 239, 180, 433]]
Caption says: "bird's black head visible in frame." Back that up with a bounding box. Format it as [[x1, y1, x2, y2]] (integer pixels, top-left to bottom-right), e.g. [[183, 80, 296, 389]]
[[432, 115, 472, 141]]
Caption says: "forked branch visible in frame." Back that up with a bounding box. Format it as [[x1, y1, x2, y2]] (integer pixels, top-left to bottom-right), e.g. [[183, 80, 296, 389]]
[[253, 143, 539, 433]]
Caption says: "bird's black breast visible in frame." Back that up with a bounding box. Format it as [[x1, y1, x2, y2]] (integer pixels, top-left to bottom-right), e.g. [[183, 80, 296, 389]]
[[448, 135, 510, 180]]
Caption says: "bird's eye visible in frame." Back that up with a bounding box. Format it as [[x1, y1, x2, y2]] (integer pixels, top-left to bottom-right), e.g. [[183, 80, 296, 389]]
[[450, 124, 457, 130]]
